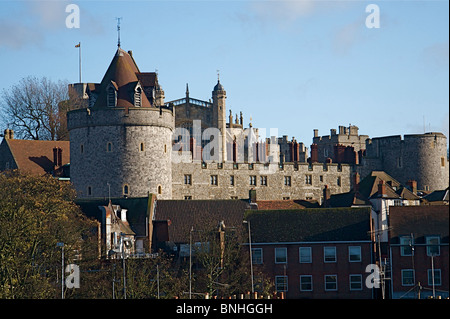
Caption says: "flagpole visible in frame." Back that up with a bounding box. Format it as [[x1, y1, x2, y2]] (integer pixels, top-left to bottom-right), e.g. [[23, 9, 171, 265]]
[[78, 42, 82, 83]]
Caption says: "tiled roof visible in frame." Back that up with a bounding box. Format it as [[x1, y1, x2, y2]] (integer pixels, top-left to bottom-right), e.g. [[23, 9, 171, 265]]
[[154, 200, 251, 243], [5, 139, 69, 175], [328, 191, 371, 207], [389, 205, 449, 243], [423, 188, 449, 202], [245, 207, 372, 243], [358, 171, 419, 200], [256, 200, 319, 210]]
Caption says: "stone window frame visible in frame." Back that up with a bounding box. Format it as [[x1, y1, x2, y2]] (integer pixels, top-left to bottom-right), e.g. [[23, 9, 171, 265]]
[[123, 184, 129, 196]]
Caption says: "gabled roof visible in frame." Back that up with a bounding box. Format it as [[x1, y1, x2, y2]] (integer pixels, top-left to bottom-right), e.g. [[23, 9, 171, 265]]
[[245, 207, 372, 243], [358, 171, 419, 200], [93, 48, 152, 108], [154, 200, 251, 243], [3, 138, 69, 175]]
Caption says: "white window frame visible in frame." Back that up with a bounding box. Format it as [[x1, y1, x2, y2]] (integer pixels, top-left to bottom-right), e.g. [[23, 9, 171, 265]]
[[299, 247, 312, 263], [324, 275, 338, 291], [275, 247, 287, 264], [251, 248, 263, 265], [349, 274, 363, 291], [426, 236, 440, 256], [348, 246, 362, 262], [299, 275, 313, 292], [428, 269, 442, 286], [401, 269, 415, 286], [275, 276, 288, 292], [324, 246, 336, 263]]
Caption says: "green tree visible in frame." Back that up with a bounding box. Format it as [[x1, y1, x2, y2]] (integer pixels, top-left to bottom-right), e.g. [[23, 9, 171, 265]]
[[0, 170, 97, 298]]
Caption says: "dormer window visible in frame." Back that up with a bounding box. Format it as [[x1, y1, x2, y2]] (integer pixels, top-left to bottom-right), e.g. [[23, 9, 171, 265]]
[[134, 86, 142, 107], [107, 86, 117, 107]]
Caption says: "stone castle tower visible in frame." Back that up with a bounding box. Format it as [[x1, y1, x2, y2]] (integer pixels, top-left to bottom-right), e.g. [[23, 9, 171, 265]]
[[360, 132, 449, 192], [67, 47, 174, 199], [212, 79, 227, 162]]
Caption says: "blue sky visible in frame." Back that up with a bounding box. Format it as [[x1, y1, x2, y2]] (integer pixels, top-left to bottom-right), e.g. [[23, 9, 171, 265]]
[[0, 0, 448, 147]]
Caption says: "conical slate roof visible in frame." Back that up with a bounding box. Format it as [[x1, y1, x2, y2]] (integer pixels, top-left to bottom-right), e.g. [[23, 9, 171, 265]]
[[94, 48, 152, 108]]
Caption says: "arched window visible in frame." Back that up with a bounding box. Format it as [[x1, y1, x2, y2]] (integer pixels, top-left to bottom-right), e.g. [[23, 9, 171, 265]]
[[107, 142, 112, 152], [87, 186, 92, 196], [107, 87, 117, 107], [123, 184, 129, 196], [158, 185, 162, 195], [134, 87, 142, 107]]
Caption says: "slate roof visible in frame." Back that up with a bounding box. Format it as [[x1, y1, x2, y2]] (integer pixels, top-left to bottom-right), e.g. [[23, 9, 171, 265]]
[[245, 207, 372, 243], [389, 205, 449, 243], [154, 200, 251, 243], [3, 139, 70, 175], [423, 188, 449, 203]]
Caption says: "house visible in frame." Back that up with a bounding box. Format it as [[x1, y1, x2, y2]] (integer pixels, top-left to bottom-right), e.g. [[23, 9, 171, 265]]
[[0, 129, 70, 179], [75, 195, 156, 258], [245, 207, 375, 299], [152, 199, 251, 255], [389, 205, 449, 299]]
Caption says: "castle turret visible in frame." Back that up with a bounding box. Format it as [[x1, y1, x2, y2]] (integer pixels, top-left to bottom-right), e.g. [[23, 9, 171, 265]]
[[212, 79, 227, 162], [67, 48, 174, 199]]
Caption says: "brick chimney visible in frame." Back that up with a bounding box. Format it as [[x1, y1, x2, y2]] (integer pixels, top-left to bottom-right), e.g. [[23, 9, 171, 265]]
[[378, 180, 386, 197], [310, 144, 318, 163], [323, 185, 331, 207], [406, 180, 417, 194]]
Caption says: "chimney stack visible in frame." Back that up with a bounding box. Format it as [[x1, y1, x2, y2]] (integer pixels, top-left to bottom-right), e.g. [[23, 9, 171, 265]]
[[3, 129, 14, 140], [378, 180, 386, 197], [407, 180, 417, 194], [323, 185, 331, 207]]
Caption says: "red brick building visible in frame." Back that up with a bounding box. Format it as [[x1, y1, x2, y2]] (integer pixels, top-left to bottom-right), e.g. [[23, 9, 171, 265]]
[[389, 205, 449, 299], [245, 207, 375, 299]]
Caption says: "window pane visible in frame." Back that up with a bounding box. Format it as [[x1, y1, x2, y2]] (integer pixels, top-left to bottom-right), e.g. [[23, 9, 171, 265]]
[[428, 269, 441, 286], [275, 248, 287, 263], [275, 276, 288, 292], [299, 247, 312, 263], [402, 270, 414, 286], [325, 275, 337, 291], [252, 248, 263, 264], [300, 276, 312, 291], [350, 275, 362, 290], [324, 247, 336, 262], [349, 246, 361, 262]]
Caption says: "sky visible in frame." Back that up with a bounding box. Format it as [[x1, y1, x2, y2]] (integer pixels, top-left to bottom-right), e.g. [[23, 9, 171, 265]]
[[0, 0, 448, 147]]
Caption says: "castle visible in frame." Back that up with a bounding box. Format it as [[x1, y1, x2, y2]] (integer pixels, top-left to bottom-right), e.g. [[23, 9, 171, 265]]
[[64, 47, 448, 202]]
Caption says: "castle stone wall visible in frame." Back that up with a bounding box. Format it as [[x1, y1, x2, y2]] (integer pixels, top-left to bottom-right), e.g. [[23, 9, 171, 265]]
[[68, 107, 174, 199]]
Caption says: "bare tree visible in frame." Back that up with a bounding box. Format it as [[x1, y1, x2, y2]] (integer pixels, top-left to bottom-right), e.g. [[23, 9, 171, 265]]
[[1, 76, 82, 141]]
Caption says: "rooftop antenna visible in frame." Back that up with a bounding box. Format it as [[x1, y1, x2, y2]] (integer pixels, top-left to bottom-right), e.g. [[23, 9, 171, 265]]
[[115, 17, 122, 48]]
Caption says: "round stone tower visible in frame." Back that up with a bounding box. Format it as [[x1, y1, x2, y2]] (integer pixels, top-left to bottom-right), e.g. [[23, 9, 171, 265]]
[[67, 48, 174, 199], [362, 132, 449, 192]]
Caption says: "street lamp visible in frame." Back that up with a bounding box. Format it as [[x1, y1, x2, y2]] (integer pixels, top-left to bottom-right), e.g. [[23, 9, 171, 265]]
[[243, 220, 254, 293], [56, 242, 64, 299]]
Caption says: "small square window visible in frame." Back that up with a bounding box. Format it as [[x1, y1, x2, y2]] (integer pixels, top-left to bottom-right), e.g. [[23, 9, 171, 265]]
[[210, 175, 218, 186], [184, 174, 192, 185], [305, 175, 312, 185], [230, 175, 235, 186], [249, 175, 256, 186]]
